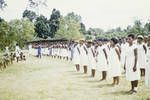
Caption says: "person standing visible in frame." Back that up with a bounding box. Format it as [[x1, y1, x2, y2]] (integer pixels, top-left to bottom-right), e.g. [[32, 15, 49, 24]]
[[137, 35, 147, 77], [108, 38, 121, 85], [79, 40, 88, 74], [87, 41, 96, 77], [15, 43, 21, 62], [124, 34, 140, 94], [72, 41, 80, 72], [96, 41, 108, 81], [145, 36, 150, 88], [37, 45, 42, 58]]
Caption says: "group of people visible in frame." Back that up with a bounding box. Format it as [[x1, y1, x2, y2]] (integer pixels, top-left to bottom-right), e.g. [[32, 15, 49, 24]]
[[28, 34, 150, 94], [28, 42, 73, 60], [71, 34, 150, 94], [4, 44, 25, 62]]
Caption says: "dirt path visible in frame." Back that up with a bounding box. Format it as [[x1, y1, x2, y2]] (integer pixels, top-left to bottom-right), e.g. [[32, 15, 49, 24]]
[[0, 56, 150, 100]]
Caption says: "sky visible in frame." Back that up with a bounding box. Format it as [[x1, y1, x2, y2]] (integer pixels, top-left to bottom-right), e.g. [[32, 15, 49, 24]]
[[0, 0, 150, 31]]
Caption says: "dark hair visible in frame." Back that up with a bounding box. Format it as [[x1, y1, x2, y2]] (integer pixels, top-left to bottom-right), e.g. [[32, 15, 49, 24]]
[[128, 34, 135, 39], [111, 38, 118, 44]]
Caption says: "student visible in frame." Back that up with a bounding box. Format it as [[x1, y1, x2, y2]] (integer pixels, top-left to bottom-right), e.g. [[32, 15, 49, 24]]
[[96, 41, 108, 81], [124, 34, 140, 94], [87, 41, 96, 77], [79, 40, 88, 74], [108, 38, 121, 85], [137, 35, 147, 77], [145, 36, 150, 87], [15, 43, 21, 62], [28, 44, 32, 56], [5, 46, 10, 56], [72, 41, 80, 72], [37, 45, 42, 58]]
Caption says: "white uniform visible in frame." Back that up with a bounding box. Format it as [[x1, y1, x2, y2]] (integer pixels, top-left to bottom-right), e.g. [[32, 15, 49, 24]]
[[79, 44, 88, 66], [121, 43, 128, 67], [108, 46, 121, 78], [88, 46, 96, 69], [145, 45, 150, 87], [72, 45, 80, 65], [137, 43, 146, 69], [96, 45, 108, 71], [15, 46, 21, 57], [125, 44, 140, 81], [28, 44, 32, 55]]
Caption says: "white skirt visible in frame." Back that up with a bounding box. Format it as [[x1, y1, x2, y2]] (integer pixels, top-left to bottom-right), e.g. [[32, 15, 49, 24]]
[[80, 54, 88, 66], [96, 57, 108, 71], [145, 61, 150, 87]]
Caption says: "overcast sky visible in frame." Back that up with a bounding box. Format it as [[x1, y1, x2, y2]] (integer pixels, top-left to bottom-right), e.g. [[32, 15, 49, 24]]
[[0, 0, 150, 30]]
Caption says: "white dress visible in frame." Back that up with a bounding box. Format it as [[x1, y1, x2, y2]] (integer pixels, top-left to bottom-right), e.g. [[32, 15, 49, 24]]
[[96, 45, 108, 71], [120, 43, 128, 67], [15, 46, 21, 57], [125, 44, 140, 81], [88, 46, 96, 69], [28, 44, 32, 55], [72, 45, 80, 65], [63, 48, 69, 57], [108, 46, 121, 78], [145, 45, 150, 87], [137, 43, 146, 69], [79, 44, 88, 66]]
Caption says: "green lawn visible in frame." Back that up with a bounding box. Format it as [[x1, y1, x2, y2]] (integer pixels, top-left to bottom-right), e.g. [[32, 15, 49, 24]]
[[0, 55, 150, 100]]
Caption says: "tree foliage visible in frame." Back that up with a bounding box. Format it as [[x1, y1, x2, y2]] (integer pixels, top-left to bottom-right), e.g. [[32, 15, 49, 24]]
[[55, 16, 83, 40], [9, 19, 35, 48], [0, 0, 7, 10], [23, 10, 37, 22]]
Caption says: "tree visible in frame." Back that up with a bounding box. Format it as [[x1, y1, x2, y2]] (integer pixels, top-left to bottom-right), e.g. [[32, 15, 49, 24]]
[[0, 0, 7, 10], [80, 23, 86, 34], [35, 15, 50, 38], [22, 10, 37, 22], [9, 19, 35, 48], [0, 18, 11, 50], [144, 22, 150, 35], [49, 8, 61, 38], [27, 0, 47, 15], [55, 16, 83, 40], [66, 12, 81, 23]]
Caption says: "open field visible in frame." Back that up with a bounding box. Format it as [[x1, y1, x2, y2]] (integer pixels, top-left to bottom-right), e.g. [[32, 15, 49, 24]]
[[0, 55, 150, 100]]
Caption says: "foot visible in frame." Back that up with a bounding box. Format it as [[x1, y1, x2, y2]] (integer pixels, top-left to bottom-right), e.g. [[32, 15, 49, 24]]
[[99, 79, 105, 81], [130, 90, 137, 95]]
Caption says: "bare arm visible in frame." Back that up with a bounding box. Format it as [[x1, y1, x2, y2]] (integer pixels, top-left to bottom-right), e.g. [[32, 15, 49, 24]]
[[133, 48, 138, 72], [115, 48, 120, 60]]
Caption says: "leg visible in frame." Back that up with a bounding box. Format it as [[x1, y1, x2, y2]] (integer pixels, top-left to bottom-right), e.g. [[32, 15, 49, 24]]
[[83, 66, 87, 74], [91, 69, 95, 77], [116, 76, 119, 85]]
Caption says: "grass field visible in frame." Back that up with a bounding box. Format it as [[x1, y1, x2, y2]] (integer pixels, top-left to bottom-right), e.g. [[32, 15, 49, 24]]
[[0, 55, 150, 100]]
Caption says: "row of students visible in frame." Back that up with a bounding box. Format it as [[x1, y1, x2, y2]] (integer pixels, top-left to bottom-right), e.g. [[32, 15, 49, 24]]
[[72, 34, 150, 94]]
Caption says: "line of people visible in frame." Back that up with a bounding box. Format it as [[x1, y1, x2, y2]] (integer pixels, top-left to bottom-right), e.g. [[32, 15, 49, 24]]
[[28, 34, 150, 94], [71, 34, 150, 94]]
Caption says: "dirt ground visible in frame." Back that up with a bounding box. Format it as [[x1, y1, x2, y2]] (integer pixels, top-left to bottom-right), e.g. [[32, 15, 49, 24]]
[[0, 55, 150, 100]]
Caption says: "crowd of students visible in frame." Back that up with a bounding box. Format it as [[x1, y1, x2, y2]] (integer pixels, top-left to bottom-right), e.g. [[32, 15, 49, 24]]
[[28, 34, 150, 94]]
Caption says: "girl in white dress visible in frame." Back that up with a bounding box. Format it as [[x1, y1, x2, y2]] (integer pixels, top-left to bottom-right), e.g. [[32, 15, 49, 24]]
[[120, 39, 128, 70], [145, 38, 150, 87], [137, 35, 147, 77], [72, 42, 80, 71], [87, 41, 96, 77], [108, 38, 121, 85], [96, 41, 108, 81], [15, 44, 21, 62], [124, 34, 140, 94], [79, 40, 88, 74]]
